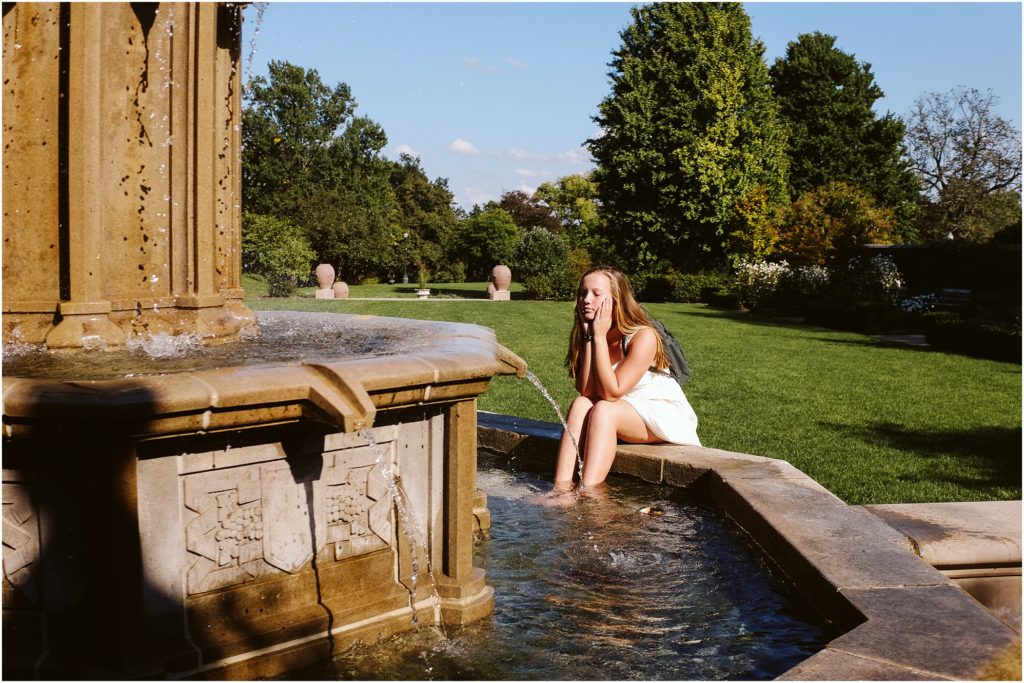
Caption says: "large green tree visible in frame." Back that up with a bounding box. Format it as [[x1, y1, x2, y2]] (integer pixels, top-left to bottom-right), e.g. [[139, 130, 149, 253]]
[[588, 2, 789, 273], [242, 60, 354, 218], [451, 207, 522, 280], [242, 61, 400, 282], [769, 32, 920, 239], [534, 173, 604, 253], [389, 153, 461, 281]]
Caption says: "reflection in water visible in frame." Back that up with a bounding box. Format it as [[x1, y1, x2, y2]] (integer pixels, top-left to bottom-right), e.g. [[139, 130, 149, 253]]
[[289, 456, 827, 680]]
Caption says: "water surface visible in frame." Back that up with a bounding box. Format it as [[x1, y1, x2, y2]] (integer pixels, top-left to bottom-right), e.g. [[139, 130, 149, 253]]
[[292, 456, 827, 680], [2, 312, 434, 380]]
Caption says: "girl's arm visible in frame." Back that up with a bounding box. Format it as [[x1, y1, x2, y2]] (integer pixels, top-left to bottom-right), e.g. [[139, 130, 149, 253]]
[[575, 337, 595, 396], [589, 300, 657, 400]]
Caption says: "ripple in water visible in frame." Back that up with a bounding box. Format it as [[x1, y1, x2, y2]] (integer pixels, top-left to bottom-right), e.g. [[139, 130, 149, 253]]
[[286, 456, 827, 681], [2, 311, 436, 380]]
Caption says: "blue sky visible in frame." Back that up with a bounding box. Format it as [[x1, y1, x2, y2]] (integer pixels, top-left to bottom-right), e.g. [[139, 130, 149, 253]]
[[241, 2, 1022, 210]]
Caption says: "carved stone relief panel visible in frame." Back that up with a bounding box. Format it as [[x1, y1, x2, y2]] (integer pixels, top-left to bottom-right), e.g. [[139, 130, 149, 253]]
[[2, 481, 39, 604], [322, 445, 392, 562], [183, 436, 396, 595]]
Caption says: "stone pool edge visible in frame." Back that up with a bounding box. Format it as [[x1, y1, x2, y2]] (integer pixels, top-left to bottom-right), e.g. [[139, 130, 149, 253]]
[[477, 412, 1019, 681]]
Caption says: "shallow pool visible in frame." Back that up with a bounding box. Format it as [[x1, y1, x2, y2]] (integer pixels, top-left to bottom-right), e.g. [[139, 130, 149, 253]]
[[289, 456, 827, 680]]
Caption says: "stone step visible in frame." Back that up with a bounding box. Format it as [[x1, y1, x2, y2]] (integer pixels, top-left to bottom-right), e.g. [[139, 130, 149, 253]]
[[862, 501, 1021, 633], [862, 501, 1020, 569]]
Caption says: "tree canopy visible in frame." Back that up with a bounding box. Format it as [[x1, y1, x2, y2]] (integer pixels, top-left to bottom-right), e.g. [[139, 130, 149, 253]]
[[241, 61, 478, 284], [534, 173, 603, 252], [490, 190, 562, 233], [587, 2, 789, 274], [450, 206, 522, 281], [769, 32, 920, 239], [390, 153, 462, 281]]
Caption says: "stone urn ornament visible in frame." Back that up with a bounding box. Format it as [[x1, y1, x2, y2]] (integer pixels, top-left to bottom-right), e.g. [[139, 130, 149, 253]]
[[489, 265, 511, 301], [332, 281, 349, 300], [315, 263, 335, 299]]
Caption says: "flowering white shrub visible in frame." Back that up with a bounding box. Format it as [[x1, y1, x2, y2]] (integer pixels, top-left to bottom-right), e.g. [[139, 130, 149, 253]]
[[770, 264, 831, 313], [734, 259, 789, 308], [733, 254, 904, 322], [834, 255, 904, 307]]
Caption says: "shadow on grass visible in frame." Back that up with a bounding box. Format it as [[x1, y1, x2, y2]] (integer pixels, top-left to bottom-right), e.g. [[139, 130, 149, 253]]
[[823, 421, 1022, 493], [672, 306, 827, 332], [426, 286, 490, 299]]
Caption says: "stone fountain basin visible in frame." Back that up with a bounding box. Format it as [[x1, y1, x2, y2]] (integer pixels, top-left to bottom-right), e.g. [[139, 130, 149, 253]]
[[2, 313, 526, 679], [479, 413, 1021, 680]]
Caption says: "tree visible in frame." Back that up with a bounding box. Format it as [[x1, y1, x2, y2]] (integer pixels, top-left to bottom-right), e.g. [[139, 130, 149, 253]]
[[512, 227, 577, 300], [534, 173, 603, 249], [769, 32, 920, 238], [490, 190, 561, 232], [309, 116, 402, 282], [242, 61, 401, 282], [241, 213, 317, 296], [587, 2, 789, 273], [390, 154, 461, 281], [773, 182, 898, 266], [451, 207, 522, 280], [242, 60, 354, 219], [905, 87, 1022, 241]]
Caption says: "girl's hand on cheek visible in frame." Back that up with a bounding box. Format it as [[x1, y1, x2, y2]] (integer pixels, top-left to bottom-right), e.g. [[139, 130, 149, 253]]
[[592, 298, 612, 336]]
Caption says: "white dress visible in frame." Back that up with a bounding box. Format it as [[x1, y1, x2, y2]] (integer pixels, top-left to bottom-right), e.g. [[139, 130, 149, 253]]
[[614, 336, 701, 446]]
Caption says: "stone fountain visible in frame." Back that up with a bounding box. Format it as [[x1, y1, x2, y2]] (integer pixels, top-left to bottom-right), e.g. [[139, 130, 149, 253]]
[[1, 3, 525, 679]]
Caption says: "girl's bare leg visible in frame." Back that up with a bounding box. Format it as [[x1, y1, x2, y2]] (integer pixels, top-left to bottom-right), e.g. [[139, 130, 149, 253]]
[[554, 396, 594, 486], [579, 400, 659, 488]]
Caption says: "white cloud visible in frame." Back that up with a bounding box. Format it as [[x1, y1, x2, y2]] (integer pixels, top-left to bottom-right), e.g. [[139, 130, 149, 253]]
[[394, 143, 418, 158], [460, 56, 499, 74], [450, 138, 482, 155], [504, 147, 542, 161], [556, 147, 592, 165], [504, 56, 527, 70], [514, 168, 553, 180]]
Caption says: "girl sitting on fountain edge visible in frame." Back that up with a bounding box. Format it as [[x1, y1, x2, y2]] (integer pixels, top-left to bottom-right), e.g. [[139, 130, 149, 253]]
[[555, 266, 701, 490]]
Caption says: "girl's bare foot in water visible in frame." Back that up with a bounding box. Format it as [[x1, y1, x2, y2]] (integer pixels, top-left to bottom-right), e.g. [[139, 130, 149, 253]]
[[533, 482, 577, 508]]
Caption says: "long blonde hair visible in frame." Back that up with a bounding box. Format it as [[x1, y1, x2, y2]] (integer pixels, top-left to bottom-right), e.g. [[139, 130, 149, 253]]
[[566, 266, 667, 378]]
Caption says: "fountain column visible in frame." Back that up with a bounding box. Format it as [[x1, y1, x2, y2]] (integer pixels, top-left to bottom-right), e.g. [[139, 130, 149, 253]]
[[436, 400, 494, 623], [2, 2, 255, 349]]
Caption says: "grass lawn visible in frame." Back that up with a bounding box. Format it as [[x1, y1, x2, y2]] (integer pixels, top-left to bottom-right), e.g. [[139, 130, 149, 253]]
[[245, 278, 1021, 506]]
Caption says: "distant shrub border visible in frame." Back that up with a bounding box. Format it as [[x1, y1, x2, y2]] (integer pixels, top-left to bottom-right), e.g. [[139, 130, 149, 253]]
[[923, 312, 1022, 363]]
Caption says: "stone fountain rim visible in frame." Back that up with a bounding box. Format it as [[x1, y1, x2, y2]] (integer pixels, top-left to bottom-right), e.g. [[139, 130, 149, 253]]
[[476, 412, 1019, 681], [2, 313, 527, 440]]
